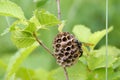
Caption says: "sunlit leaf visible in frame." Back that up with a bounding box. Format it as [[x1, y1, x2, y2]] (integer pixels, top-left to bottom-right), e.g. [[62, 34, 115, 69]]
[[16, 67, 35, 80], [0, 59, 7, 70], [87, 46, 118, 70], [11, 30, 35, 48], [0, 1, 25, 19], [88, 26, 113, 49], [72, 25, 92, 42], [25, 22, 37, 33], [33, 69, 49, 80], [35, 10, 61, 27], [29, 15, 41, 30], [113, 58, 120, 69], [10, 20, 28, 32]]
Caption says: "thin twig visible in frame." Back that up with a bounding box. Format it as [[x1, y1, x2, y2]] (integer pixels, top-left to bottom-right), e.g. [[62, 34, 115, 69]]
[[33, 32, 54, 57], [56, 0, 61, 20], [56, 0, 69, 80], [63, 67, 69, 80]]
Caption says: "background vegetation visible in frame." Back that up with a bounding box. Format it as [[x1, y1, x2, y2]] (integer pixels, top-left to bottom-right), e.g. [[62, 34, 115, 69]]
[[0, 0, 120, 80]]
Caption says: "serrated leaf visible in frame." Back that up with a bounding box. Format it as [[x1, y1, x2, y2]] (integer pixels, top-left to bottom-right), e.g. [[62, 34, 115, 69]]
[[25, 22, 36, 33], [11, 30, 35, 48], [10, 20, 28, 31], [35, 10, 61, 27], [0, 1, 25, 19], [5, 43, 39, 80], [72, 25, 92, 42], [87, 46, 118, 70], [49, 61, 88, 80], [29, 15, 41, 30], [88, 26, 113, 49]]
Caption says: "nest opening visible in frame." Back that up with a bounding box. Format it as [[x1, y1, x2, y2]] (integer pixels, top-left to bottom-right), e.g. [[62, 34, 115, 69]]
[[66, 47, 70, 51], [65, 52, 69, 56], [62, 37, 67, 42]]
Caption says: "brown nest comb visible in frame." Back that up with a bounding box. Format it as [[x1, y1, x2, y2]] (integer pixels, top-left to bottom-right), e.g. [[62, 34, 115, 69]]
[[53, 32, 83, 67]]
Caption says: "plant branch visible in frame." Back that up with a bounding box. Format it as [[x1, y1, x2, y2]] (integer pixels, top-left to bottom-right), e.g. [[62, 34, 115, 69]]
[[56, 0, 69, 80], [33, 32, 54, 57], [63, 67, 69, 80], [56, 0, 61, 20]]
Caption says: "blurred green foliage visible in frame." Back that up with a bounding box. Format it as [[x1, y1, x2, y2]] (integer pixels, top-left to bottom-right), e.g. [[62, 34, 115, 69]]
[[0, 0, 120, 80]]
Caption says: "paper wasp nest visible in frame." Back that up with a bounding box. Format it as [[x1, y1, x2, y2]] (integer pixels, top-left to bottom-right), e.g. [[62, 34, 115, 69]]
[[53, 32, 83, 67]]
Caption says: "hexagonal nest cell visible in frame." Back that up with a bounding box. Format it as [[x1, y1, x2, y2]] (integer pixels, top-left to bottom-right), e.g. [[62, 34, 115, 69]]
[[53, 32, 83, 67]]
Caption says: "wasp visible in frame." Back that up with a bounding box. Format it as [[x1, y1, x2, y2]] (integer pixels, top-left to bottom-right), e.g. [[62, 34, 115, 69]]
[[74, 39, 94, 57]]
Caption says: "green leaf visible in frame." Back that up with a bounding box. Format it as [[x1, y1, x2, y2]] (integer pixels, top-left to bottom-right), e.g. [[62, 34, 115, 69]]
[[35, 0, 48, 7], [72, 25, 92, 42], [5, 43, 39, 80], [29, 15, 41, 30], [0, 59, 7, 70], [35, 10, 61, 27], [73, 25, 113, 49], [87, 68, 114, 80], [25, 22, 37, 33], [33, 69, 49, 80], [11, 30, 35, 48], [49, 61, 88, 80], [16, 67, 49, 80], [0, 28, 10, 36], [10, 20, 28, 31], [88, 26, 113, 49], [1, 20, 28, 36], [112, 71, 120, 80], [0, 1, 25, 19], [113, 58, 120, 69], [87, 46, 118, 70], [16, 67, 35, 80]]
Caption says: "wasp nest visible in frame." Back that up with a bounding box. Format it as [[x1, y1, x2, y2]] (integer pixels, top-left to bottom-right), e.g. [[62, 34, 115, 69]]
[[53, 32, 83, 67]]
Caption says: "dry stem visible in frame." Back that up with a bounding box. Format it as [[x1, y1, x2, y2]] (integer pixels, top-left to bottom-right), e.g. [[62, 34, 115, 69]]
[[33, 32, 54, 57], [63, 67, 69, 80], [56, 0, 61, 20], [56, 0, 69, 80]]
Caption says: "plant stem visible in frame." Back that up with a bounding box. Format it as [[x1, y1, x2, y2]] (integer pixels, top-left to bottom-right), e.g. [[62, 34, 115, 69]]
[[56, 0, 61, 20], [33, 32, 54, 57], [56, 0, 69, 80], [63, 67, 69, 80]]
